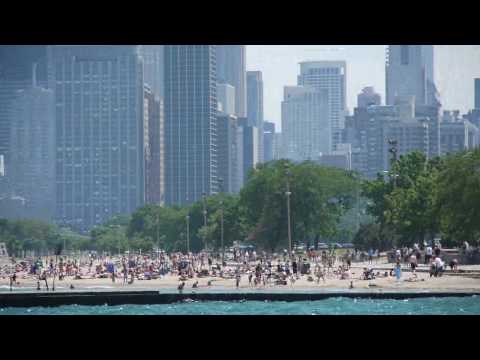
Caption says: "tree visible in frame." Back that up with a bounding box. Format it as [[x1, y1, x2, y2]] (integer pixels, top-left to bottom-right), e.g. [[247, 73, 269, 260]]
[[362, 151, 442, 247], [436, 149, 480, 245], [353, 223, 395, 251], [239, 160, 358, 252]]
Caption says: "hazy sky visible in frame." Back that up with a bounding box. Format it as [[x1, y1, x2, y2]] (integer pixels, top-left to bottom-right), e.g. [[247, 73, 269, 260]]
[[246, 45, 480, 131], [246, 45, 387, 129]]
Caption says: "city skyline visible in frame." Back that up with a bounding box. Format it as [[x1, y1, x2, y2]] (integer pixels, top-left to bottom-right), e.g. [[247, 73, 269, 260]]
[[247, 45, 480, 130], [1, 45, 480, 231]]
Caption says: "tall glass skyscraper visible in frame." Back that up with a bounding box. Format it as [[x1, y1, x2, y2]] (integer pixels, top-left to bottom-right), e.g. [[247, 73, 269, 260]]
[[247, 71, 264, 162], [140, 45, 164, 100], [48, 46, 145, 231], [216, 45, 246, 118], [164, 45, 218, 206]]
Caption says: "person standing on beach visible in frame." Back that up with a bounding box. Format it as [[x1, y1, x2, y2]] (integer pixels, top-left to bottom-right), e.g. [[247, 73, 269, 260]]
[[123, 263, 128, 284], [425, 246, 433, 264], [235, 268, 241, 288], [409, 254, 417, 274], [394, 261, 402, 281], [292, 260, 298, 279]]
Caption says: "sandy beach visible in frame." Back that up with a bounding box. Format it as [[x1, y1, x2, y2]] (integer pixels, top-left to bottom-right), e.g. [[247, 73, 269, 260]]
[[2, 258, 480, 293]]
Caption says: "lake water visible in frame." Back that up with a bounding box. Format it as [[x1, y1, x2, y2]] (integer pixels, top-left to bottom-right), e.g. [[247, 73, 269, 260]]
[[1, 296, 479, 315]]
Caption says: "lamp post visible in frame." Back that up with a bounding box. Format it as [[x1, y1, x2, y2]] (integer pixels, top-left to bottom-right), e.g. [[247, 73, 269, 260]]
[[388, 138, 398, 188], [185, 214, 190, 254], [202, 192, 207, 251], [157, 206, 161, 259], [284, 163, 292, 258]]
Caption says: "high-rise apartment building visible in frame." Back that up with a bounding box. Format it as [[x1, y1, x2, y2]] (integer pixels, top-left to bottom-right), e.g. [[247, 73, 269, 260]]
[[345, 96, 441, 179], [164, 45, 218, 206], [216, 114, 238, 193], [144, 85, 164, 205], [263, 121, 275, 162], [441, 110, 479, 155], [140, 45, 164, 100], [297, 61, 347, 152], [217, 83, 235, 116], [216, 45, 246, 117], [386, 45, 439, 107], [0, 46, 48, 179], [237, 117, 259, 184], [8, 71, 55, 221], [357, 86, 381, 108], [48, 46, 145, 231], [281, 86, 330, 161], [247, 71, 264, 162]]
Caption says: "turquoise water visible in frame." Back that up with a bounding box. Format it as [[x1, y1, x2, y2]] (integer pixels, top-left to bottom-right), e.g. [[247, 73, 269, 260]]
[[1, 296, 479, 315]]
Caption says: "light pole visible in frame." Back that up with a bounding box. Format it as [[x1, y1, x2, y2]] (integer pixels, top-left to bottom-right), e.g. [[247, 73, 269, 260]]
[[218, 178, 225, 262], [157, 206, 160, 259], [186, 214, 190, 254], [202, 192, 207, 251], [388, 138, 398, 188], [284, 164, 292, 258]]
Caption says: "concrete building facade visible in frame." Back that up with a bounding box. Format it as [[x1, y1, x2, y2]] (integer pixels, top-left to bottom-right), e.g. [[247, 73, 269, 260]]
[[297, 61, 347, 152], [281, 86, 330, 161], [8, 77, 55, 221]]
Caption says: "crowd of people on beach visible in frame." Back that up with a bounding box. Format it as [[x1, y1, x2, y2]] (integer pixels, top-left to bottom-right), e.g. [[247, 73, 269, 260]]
[[0, 242, 464, 292]]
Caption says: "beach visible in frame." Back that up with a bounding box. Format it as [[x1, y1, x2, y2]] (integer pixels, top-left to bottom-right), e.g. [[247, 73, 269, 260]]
[[2, 257, 480, 293]]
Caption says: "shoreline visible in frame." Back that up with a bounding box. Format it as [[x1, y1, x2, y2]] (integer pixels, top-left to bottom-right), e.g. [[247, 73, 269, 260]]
[[1, 287, 479, 308]]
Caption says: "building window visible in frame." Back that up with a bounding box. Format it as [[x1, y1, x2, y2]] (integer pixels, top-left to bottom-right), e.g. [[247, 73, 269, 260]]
[[400, 45, 409, 65]]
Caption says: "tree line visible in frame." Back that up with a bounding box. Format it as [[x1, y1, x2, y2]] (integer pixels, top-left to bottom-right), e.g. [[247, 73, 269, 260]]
[[355, 148, 480, 250], [3, 149, 479, 256]]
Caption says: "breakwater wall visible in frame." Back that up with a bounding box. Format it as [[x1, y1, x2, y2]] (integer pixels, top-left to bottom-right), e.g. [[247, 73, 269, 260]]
[[1, 290, 478, 308]]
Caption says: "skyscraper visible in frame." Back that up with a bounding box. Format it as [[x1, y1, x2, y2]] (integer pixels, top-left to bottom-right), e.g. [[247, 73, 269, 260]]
[[217, 83, 235, 116], [357, 86, 381, 108], [0, 46, 48, 177], [263, 121, 275, 162], [216, 45, 246, 117], [164, 45, 218, 206], [298, 61, 347, 152], [144, 85, 164, 205], [216, 114, 238, 193], [281, 86, 330, 161], [48, 46, 145, 231], [386, 45, 439, 107], [475, 78, 480, 110], [237, 117, 259, 184], [247, 71, 264, 162], [140, 45, 164, 99], [345, 96, 441, 179], [8, 69, 55, 221]]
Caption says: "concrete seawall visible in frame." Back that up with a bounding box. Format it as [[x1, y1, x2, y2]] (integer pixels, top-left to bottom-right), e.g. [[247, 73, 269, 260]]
[[1, 290, 479, 308]]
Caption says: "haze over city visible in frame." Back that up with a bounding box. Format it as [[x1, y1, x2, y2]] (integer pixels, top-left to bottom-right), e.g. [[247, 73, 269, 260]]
[[1, 45, 480, 315]]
